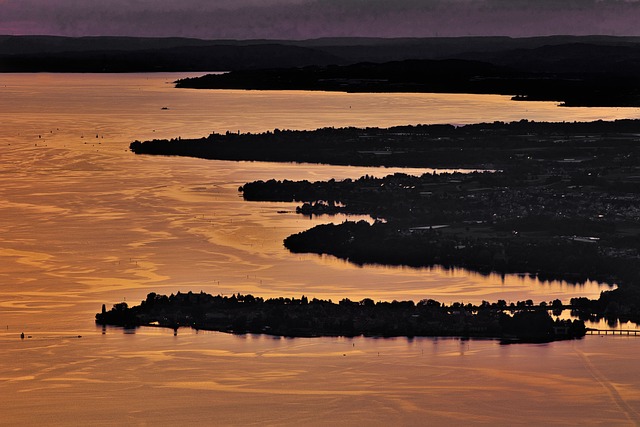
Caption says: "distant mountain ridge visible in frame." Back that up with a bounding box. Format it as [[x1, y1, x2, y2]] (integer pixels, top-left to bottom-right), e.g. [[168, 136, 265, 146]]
[[0, 43, 342, 72], [2, 35, 640, 72], [3, 35, 640, 105]]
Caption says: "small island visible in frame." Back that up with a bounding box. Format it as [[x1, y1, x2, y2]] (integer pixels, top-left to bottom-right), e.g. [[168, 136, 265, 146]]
[[96, 292, 586, 343]]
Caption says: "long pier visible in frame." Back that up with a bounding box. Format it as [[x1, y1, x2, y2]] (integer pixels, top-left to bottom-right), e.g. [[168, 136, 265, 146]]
[[586, 328, 640, 336]]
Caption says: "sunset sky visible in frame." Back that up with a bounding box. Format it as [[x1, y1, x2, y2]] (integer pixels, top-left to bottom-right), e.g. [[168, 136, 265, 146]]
[[1, 0, 640, 39]]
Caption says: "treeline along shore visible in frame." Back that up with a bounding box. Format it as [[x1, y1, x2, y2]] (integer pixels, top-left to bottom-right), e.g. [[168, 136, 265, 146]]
[[175, 58, 640, 107], [96, 291, 586, 343], [131, 119, 640, 323], [130, 119, 640, 169]]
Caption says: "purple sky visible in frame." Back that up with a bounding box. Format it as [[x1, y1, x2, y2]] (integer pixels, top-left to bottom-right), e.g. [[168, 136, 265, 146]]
[[1, 0, 640, 39]]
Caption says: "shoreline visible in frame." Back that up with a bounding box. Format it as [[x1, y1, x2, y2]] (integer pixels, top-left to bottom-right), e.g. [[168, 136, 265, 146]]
[[130, 119, 640, 169], [131, 119, 640, 322], [175, 59, 640, 108], [96, 292, 587, 343]]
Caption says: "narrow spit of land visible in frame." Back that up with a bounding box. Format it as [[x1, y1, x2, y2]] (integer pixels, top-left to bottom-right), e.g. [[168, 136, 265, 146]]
[[174, 58, 640, 107], [130, 120, 640, 169], [130, 119, 640, 324], [96, 292, 586, 343]]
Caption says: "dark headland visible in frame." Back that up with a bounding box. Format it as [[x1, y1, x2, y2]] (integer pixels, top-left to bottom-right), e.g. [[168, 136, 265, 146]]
[[175, 56, 640, 107], [172, 36, 640, 107], [96, 291, 586, 343]]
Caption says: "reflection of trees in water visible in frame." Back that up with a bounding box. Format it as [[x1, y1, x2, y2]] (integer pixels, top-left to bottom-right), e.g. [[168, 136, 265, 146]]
[[96, 291, 586, 343]]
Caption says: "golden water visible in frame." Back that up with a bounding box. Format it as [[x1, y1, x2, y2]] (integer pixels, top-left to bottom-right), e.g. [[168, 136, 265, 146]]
[[1, 73, 640, 425]]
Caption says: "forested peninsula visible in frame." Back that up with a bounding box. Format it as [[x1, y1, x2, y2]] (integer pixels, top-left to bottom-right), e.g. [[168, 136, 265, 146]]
[[175, 58, 640, 107], [130, 119, 640, 169], [175, 54, 640, 107], [96, 291, 586, 343]]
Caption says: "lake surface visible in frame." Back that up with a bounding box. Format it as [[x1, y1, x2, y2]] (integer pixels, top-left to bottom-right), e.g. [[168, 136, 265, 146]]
[[2, 73, 640, 425]]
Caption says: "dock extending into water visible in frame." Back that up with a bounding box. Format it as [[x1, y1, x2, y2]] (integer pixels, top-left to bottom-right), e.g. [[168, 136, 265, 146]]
[[586, 328, 640, 336]]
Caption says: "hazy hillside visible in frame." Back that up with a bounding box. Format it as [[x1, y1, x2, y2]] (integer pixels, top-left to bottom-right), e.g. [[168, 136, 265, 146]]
[[2, 35, 640, 72], [0, 42, 342, 72]]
